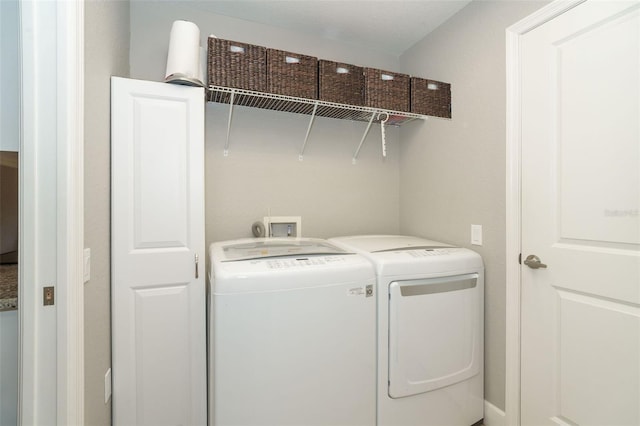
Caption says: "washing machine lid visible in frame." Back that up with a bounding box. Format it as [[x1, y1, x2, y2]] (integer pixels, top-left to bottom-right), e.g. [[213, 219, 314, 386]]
[[218, 238, 347, 261], [210, 238, 375, 294]]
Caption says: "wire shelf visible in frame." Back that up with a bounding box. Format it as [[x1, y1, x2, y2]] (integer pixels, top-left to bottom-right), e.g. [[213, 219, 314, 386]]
[[207, 85, 426, 126]]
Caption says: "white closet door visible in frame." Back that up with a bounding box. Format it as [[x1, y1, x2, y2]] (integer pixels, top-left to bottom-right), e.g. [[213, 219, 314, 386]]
[[520, 2, 639, 424], [111, 77, 206, 426]]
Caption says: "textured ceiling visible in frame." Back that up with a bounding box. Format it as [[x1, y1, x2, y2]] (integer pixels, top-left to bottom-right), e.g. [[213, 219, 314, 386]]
[[181, 0, 472, 55]]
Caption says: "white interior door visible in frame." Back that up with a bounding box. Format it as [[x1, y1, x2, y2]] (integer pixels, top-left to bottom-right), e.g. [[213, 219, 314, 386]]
[[111, 77, 206, 426], [520, 1, 640, 425]]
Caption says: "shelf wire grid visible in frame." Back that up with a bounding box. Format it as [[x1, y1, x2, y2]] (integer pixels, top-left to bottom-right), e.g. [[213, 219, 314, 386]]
[[207, 85, 426, 126]]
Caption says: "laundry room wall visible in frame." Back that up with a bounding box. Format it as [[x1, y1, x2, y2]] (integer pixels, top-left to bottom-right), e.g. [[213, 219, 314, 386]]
[[129, 2, 403, 244], [84, 1, 130, 424], [398, 0, 549, 414]]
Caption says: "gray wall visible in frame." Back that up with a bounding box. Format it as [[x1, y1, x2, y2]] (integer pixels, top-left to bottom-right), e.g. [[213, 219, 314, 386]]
[[399, 0, 548, 411], [204, 107, 402, 242], [130, 2, 398, 83], [130, 2, 403, 245], [84, 1, 130, 424]]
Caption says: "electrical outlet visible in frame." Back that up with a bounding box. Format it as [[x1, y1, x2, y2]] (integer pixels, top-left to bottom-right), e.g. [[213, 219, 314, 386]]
[[471, 224, 483, 246]]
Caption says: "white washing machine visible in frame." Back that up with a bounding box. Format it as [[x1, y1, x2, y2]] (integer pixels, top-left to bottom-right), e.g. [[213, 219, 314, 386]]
[[208, 238, 376, 426], [329, 235, 484, 426]]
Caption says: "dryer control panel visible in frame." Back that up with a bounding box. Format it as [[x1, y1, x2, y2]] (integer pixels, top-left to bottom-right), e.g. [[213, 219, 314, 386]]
[[404, 248, 458, 258]]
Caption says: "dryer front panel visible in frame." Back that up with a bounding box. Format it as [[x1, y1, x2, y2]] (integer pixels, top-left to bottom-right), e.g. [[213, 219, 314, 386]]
[[388, 273, 482, 398]]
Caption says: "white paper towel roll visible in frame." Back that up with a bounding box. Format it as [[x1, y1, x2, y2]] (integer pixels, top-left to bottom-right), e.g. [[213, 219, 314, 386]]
[[165, 20, 203, 86]]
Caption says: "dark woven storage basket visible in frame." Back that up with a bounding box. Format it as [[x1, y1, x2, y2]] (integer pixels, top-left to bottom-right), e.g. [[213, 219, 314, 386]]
[[208, 37, 267, 92], [363, 68, 409, 112], [411, 77, 451, 118], [319, 60, 364, 106], [267, 49, 318, 99]]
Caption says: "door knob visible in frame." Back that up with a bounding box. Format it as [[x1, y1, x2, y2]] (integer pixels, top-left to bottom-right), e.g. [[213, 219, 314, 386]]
[[524, 254, 547, 269]]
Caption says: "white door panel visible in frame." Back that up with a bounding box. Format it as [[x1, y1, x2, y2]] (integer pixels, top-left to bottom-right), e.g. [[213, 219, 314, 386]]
[[521, 1, 640, 425], [111, 77, 206, 426], [132, 97, 190, 248]]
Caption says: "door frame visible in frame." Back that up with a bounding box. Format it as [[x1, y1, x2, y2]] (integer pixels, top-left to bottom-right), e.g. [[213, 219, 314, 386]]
[[504, 1, 586, 424], [19, 0, 84, 424], [55, 1, 85, 423]]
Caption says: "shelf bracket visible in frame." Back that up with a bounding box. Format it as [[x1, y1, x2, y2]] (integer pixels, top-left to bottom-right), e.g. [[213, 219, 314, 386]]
[[299, 103, 319, 161], [223, 90, 236, 157], [352, 112, 377, 164]]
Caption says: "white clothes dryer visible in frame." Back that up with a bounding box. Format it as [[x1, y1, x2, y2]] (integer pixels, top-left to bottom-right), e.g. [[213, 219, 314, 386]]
[[329, 235, 484, 426], [208, 238, 376, 426]]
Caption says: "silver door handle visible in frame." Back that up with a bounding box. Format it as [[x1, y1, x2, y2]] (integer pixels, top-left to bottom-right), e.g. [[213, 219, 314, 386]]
[[524, 254, 547, 269]]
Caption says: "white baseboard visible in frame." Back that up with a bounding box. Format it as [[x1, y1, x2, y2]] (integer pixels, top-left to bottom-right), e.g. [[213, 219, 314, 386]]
[[483, 400, 506, 426]]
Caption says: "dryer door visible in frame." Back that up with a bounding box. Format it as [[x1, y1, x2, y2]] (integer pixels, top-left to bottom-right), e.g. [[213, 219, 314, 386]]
[[388, 273, 482, 398]]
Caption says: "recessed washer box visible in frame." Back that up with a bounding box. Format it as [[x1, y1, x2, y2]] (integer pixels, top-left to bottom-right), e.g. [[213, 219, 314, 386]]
[[263, 216, 301, 237]]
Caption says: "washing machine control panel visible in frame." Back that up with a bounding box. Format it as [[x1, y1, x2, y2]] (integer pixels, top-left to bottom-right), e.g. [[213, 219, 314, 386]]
[[266, 256, 347, 270]]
